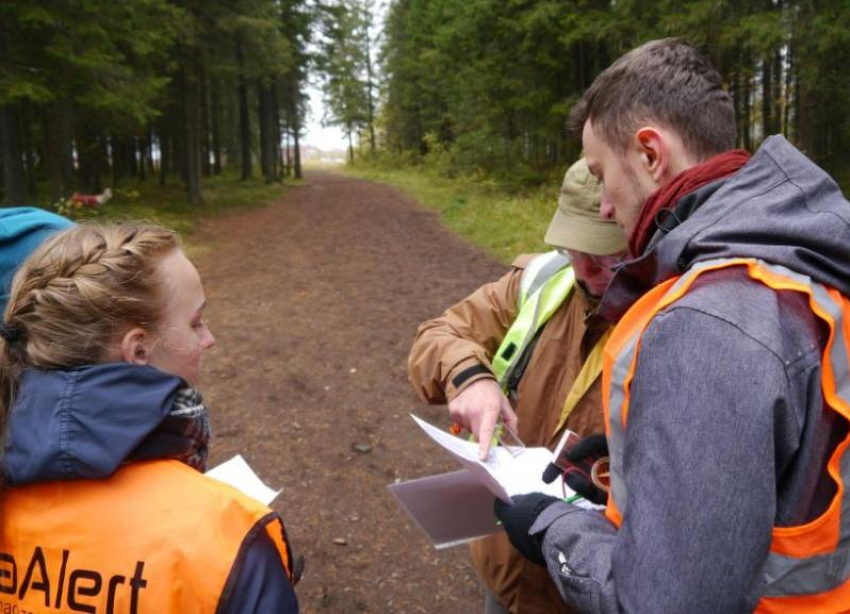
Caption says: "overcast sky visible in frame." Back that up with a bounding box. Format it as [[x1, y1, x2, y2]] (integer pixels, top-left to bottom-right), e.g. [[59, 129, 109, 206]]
[[302, 84, 346, 150]]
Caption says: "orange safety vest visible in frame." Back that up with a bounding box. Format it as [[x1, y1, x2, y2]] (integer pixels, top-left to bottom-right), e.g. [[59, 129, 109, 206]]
[[0, 459, 293, 614], [602, 258, 850, 612]]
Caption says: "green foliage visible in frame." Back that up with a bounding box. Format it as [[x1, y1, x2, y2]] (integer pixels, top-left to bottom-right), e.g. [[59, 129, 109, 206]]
[[377, 0, 850, 181], [315, 0, 377, 159], [0, 0, 313, 206], [0, 0, 181, 116]]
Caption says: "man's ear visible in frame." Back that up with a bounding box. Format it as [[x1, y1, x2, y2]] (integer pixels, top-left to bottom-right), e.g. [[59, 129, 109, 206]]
[[635, 127, 668, 183], [120, 327, 151, 365]]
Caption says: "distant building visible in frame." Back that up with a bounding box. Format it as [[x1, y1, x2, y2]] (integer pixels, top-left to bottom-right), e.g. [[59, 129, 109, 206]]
[[300, 145, 346, 164]]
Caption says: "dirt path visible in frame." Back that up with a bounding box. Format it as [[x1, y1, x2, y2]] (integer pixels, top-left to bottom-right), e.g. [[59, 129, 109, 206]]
[[193, 170, 508, 614]]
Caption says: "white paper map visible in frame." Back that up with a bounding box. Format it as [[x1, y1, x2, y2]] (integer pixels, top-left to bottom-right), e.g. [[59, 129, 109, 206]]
[[206, 454, 282, 505], [390, 415, 603, 549], [410, 414, 565, 503]]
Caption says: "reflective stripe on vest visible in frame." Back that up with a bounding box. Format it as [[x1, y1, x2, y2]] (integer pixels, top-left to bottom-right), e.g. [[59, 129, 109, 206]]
[[603, 258, 850, 610], [0, 459, 292, 613], [491, 251, 575, 388], [518, 250, 573, 311]]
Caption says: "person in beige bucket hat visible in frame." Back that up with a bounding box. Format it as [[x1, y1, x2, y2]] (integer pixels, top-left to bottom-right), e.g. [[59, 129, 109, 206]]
[[545, 157, 627, 255], [407, 157, 626, 614]]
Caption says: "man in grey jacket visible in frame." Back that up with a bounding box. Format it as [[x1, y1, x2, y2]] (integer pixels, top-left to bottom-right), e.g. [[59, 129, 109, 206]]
[[494, 38, 850, 613]]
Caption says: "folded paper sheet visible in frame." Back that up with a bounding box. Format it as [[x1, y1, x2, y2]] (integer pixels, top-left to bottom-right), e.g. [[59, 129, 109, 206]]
[[206, 454, 282, 506], [410, 414, 564, 503], [390, 415, 599, 549]]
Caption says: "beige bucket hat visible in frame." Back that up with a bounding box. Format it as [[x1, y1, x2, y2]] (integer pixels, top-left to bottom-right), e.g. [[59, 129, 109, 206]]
[[544, 157, 627, 255]]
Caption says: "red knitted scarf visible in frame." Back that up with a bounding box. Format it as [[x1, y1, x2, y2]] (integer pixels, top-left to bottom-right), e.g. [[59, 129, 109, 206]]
[[629, 149, 751, 257]]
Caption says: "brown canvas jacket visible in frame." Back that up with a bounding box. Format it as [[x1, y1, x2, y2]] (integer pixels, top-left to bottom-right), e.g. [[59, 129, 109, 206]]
[[407, 254, 610, 614]]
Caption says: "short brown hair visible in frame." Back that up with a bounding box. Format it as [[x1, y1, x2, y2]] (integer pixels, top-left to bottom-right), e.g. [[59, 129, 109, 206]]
[[0, 223, 181, 425], [569, 38, 736, 160]]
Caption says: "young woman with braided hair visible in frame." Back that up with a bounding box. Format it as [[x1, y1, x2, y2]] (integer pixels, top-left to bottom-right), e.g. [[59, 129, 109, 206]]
[[0, 223, 299, 614]]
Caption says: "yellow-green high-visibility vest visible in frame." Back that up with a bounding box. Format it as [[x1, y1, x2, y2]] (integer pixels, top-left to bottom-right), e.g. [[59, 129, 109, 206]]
[[491, 250, 575, 392]]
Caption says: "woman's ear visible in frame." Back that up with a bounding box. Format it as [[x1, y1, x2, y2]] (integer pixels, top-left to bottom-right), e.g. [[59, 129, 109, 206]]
[[120, 327, 151, 365]]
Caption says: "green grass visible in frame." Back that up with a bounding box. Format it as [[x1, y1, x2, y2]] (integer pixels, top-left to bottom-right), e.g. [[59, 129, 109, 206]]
[[54, 172, 298, 248], [343, 165, 558, 263]]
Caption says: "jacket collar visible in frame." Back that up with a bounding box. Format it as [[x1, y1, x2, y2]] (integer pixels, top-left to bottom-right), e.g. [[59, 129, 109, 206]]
[[598, 179, 725, 321], [599, 136, 850, 321], [3, 363, 183, 485]]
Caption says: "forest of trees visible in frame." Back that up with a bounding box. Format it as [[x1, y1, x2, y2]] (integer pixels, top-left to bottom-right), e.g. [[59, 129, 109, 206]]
[[376, 0, 850, 182], [0, 0, 312, 207], [3, 1, 849, 207], [313, 0, 379, 164]]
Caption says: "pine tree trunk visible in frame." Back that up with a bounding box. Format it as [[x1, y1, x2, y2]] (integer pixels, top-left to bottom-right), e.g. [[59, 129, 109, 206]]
[[762, 57, 773, 139], [271, 85, 282, 181], [176, 73, 188, 184], [738, 53, 753, 152], [183, 52, 203, 206], [733, 70, 745, 149], [110, 134, 122, 187], [258, 81, 275, 183], [784, 42, 794, 141], [21, 107, 37, 197], [200, 68, 212, 178], [76, 121, 102, 194], [0, 20, 26, 206], [129, 135, 138, 178], [283, 128, 291, 177], [138, 135, 147, 181], [236, 34, 252, 180], [0, 103, 26, 206], [159, 123, 169, 187], [746, 74, 754, 151], [293, 123, 301, 180], [63, 112, 75, 190], [288, 80, 302, 180], [146, 123, 155, 176], [222, 82, 239, 172], [772, 48, 782, 138], [365, 36, 376, 155], [43, 108, 65, 202], [211, 78, 222, 175]]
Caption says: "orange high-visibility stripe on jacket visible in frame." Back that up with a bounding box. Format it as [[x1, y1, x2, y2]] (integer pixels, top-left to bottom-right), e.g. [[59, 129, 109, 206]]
[[0, 459, 292, 614], [603, 258, 850, 612]]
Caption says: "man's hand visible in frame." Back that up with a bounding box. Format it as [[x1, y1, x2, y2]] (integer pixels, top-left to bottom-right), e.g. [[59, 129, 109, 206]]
[[448, 378, 519, 460], [493, 493, 561, 566]]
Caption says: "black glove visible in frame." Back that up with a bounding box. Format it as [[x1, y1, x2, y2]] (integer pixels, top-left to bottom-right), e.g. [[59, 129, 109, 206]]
[[541, 461, 561, 484], [563, 434, 609, 505], [493, 493, 560, 566]]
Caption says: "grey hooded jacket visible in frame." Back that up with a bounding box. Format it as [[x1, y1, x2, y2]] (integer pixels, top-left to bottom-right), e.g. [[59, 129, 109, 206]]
[[531, 136, 850, 614]]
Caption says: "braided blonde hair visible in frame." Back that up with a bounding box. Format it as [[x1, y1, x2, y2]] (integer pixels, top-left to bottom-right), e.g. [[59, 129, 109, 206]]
[[0, 223, 181, 424]]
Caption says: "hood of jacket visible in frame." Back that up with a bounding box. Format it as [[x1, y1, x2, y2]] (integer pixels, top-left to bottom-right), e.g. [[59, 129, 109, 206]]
[[0, 207, 73, 313], [600, 135, 850, 320], [2, 363, 183, 485]]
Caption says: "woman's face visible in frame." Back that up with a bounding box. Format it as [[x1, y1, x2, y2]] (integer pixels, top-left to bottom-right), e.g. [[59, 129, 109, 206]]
[[146, 249, 215, 386]]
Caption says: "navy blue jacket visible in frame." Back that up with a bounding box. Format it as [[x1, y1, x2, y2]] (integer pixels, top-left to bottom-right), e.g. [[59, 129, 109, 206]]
[[3, 363, 298, 614]]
